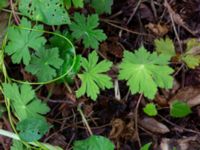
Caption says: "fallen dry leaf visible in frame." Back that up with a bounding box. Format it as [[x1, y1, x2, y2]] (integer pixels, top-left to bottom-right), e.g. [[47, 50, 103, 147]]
[[109, 118, 125, 139], [109, 118, 136, 141], [145, 23, 169, 36], [139, 117, 170, 134], [169, 86, 200, 107]]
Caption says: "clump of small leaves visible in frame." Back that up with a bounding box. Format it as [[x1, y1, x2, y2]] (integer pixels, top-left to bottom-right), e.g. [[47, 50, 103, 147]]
[[69, 13, 107, 49], [119, 46, 174, 99], [76, 51, 113, 100]]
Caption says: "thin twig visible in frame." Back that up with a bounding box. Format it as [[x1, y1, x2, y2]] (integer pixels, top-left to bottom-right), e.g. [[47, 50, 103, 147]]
[[158, 115, 200, 135], [134, 94, 143, 147], [101, 19, 151, 36], [127, 0, 142, 25], [77, 103, 93, 136], [10, 0, 20, 25], [170, 13, 183, 53]]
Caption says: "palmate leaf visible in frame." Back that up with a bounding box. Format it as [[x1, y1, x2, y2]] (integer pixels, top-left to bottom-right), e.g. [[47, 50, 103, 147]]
[[5, 17, 46, 65], [119, 46, 174, 99], [76, 51, 113, 100], [17, 118, 50, 142], [181, 38, 200, 69], [69, 13, 107, 49], [155, 37, 176, 58], [91, 0, 113, 14], [2, 83, 50, 121], [73, 135, 114, 150], [64, 0, 84, 9], [181, 55, 200, 69], [19, 0, 70, 25], [25, 47, 63, 82]]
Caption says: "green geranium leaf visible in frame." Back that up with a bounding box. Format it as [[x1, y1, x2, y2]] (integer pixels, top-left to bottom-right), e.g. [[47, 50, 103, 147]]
[[5, 17, 46, 65], [76, 51, 113, 100], [143, 103, 157, 116], [2, 83, 50, 120], [19, 0, 70, 25], [17, 118, 49, 142], [91, 0, 113, 14], [25, 47, 63, 82], [155, 37, 176, 58], [119, 46, 174, 99], [69, 13, 107, 49], [64, 0, 84, 9], [181, 38, 200, 69], [73, 135, 114, 150], [49, 32, 80, 83], [170, 100, 192, 118], [181, 55, 200, 69], [11, 140, 26, 150]]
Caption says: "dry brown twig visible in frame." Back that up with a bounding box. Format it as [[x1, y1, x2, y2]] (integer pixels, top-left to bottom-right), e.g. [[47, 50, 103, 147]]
[[134, 94, 143, 148], [164, 0, 197, 36]]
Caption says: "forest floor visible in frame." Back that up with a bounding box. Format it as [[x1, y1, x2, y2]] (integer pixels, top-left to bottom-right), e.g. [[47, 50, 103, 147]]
[[1, 0, 200, 150]]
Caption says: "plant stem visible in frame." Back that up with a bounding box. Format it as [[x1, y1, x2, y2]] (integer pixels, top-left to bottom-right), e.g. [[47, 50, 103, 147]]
[[77, 104, 93, 136], [0, 129, 19, 140], [0, 129, 62, 150], [135, 94, 143, 148], [10, 0, 20, 25]]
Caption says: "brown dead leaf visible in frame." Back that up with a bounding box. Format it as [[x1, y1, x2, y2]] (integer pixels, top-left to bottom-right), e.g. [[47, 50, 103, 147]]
[[139, 117, 170, 134], [100, 37, 123, 59], [169, 86, 200, 107], [109, 118, 125, 139], [145, 23, 169, 36], [109, 118, 136, 141], [121, 120, 136, 140]]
